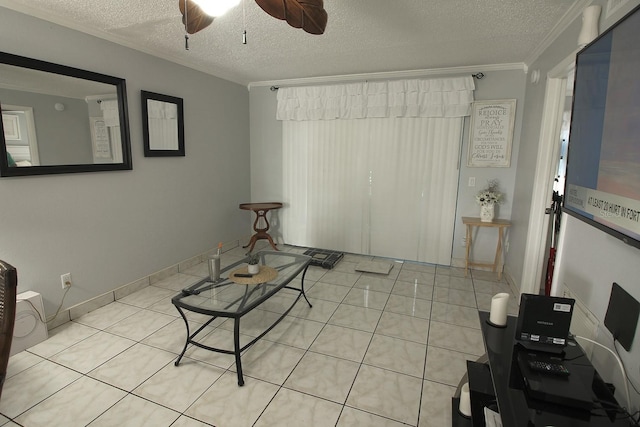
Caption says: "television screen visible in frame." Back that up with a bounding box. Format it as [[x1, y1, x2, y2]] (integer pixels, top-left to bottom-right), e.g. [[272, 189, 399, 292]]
[[563, 4, 640, 249]]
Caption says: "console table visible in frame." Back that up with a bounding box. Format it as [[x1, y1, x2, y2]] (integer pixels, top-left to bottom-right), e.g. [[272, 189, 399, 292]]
[[172, 251, 311, 386], [239, 202, 283, 252], [452, 311, 629, 426], [462, 217, 511, 280]]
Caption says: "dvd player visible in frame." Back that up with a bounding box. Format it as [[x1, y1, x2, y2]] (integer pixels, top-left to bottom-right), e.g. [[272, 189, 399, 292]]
[[517, 350, 594, 411]]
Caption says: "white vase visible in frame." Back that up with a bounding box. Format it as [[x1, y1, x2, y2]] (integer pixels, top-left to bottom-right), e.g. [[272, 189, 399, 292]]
[[248, 263, 260, 274], [480, 204, 495, 222], [578, 5, 601, 48]]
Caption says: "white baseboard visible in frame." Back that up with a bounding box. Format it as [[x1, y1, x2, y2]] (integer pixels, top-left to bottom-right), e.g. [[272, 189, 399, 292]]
[[51, 239, 241, 330]]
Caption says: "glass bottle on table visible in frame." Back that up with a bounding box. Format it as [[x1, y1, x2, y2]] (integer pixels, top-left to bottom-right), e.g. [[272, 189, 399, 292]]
[[208, 242, 222, 281]]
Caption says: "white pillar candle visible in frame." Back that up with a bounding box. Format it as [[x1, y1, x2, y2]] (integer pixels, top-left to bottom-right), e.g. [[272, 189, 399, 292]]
[[459, 382, 472, 417], [578, 5, 601, 48], [489, 292, 509, 326]]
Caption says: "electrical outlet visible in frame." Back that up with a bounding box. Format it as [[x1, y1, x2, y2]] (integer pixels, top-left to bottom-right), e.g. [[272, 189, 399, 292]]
[[61, 273, 72, 289], [468, 177, 476, 187]]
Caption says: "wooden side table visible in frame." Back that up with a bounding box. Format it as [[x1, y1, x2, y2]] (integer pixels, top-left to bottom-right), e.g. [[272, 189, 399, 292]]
[[239, 202, 283, 252], [462, 216, 511, 280]]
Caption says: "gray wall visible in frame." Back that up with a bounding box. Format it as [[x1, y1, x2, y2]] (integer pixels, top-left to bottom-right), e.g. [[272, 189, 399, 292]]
[[248, 87, 285, 244], [556, 214, 640, 407], [249, 71, 526, 264], [504, 4, 586, 290], [0, 8, 250, 314], [453, 70, 526, 263]]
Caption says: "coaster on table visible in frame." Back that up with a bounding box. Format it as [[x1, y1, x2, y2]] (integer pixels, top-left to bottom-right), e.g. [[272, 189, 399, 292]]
[[229, 266, 278, 285]]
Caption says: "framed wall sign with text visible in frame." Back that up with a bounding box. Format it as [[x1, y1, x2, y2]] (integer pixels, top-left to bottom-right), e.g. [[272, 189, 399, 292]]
[[467, 99, 516, 167]]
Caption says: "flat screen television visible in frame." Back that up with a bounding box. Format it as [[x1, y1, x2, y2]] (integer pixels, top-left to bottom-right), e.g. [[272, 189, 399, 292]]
[[563, 4, 640, 250]]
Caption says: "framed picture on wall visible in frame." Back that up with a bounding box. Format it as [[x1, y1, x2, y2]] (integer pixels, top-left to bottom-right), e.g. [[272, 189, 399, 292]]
[[467, 99, 516, 168], [90, 117, 113, 162]]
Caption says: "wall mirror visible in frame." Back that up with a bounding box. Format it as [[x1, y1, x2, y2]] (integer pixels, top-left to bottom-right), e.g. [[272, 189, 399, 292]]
[[141, 90, 184, 157], [0, 51, 132, 177]]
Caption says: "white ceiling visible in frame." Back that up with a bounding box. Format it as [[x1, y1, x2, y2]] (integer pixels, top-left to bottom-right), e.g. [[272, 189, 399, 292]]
[[0, 0, 585, 86]]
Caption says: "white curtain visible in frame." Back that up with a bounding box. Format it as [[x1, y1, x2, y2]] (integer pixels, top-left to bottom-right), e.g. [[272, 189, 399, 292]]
[[99, 100, 123, 162], [100, 99, 120, 127], [283, 116, 464, 264], [277, 77, 474, 120], [280, 76, 472, 265]]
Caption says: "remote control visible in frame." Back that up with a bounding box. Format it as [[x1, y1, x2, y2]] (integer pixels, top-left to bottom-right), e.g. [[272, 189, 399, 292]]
[[235, 273, 254, 278], [528, 360, 570, 376]]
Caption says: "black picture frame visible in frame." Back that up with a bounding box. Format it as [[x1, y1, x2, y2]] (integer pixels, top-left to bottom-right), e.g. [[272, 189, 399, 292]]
[[141, 90, 185, 157]]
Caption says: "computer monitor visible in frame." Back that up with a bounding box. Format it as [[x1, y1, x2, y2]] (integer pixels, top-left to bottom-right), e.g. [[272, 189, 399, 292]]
[[604, 282, 640, 352]]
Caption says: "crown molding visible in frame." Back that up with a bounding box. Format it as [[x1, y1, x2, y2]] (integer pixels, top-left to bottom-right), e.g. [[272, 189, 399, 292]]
[[523, 0, 592, 67]]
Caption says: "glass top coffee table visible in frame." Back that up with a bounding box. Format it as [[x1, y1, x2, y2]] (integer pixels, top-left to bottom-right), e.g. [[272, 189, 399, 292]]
[[171, 250, 312, 386]]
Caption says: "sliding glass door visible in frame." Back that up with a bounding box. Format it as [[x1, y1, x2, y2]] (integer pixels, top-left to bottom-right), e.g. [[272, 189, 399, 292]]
[[283, 116, 463, 265]]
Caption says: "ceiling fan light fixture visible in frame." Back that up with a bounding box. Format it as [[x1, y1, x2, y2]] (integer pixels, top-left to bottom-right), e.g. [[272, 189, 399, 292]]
[[192, 0, 241, 17]]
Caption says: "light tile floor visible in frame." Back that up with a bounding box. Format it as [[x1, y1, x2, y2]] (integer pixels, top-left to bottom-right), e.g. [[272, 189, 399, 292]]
[[1, 245, 518, 427]]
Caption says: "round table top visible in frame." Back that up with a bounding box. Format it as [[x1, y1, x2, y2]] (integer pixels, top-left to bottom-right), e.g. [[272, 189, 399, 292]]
[[239, 202, 283, 211]]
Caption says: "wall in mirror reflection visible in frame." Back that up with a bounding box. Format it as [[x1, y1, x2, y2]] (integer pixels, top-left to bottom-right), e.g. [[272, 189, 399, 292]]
[[1, 88, 121, 166]]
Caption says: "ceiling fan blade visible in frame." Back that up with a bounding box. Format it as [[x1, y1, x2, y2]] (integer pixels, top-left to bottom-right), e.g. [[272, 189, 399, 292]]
[[255, 0, 328, 35], [178, 0, 214, 34]]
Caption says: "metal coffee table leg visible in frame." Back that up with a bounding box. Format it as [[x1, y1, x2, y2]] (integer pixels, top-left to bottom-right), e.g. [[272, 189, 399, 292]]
[[234, 317, 244, 386]]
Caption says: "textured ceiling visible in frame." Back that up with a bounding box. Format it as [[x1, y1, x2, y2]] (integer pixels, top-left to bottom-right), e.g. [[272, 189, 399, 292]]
[[0, 0, 582, 86]]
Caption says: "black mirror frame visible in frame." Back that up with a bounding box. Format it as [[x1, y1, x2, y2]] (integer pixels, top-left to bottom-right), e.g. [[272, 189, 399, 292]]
[[141, 90, 185, 157], [0, 51, 132, 177], [0, 52, 133, 177]]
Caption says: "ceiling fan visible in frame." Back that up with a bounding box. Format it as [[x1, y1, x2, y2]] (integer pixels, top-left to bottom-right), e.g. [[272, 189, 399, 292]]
[[178, 0, 328, 35]]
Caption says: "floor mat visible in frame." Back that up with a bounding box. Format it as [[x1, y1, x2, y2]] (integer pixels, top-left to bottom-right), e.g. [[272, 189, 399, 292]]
[[355, 261, 394, 275], [303, 248, 344, 269]]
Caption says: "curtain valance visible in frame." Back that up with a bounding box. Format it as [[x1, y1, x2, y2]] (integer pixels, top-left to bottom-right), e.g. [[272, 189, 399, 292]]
[[147, 99, 178, 120], [276, 76, 475, 121]]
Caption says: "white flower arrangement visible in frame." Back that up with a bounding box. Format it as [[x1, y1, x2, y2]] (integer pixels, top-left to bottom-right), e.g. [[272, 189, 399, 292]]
[[476, 179, 503, 206]]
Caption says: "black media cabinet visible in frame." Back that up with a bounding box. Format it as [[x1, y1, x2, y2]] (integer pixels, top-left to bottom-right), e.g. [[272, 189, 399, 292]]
[[451, 311, 631, 426]]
